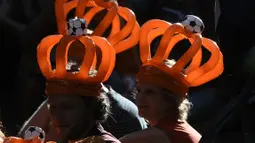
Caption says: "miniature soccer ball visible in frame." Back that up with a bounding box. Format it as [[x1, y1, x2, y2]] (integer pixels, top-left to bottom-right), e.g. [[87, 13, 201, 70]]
[[68, 17, 87, 36], [182, 15, 205, 34], [24, 126, 45, 141]]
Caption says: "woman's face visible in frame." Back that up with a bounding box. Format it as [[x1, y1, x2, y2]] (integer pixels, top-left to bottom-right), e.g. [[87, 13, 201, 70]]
[[47, 95, 93, 140], [136, 84, 170, 124]]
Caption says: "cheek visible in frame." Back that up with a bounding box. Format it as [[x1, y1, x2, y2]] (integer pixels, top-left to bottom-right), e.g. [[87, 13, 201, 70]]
[[147, 98, 160, 112], [67, 109, 80, 117], [51, 107, 84, 125], [136, 93, 149, 105], [148, 96, 168, 115], [69, 106, 96, 127]]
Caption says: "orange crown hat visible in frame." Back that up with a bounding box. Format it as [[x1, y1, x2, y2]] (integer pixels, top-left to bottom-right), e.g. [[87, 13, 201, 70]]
[[37, 1, 116, 96], [3, 136, 47, 143], [137, 17, 224, 97], [56, 0, 140, 53], [3, 137, 57, 143], [37, 34, 116, 96]]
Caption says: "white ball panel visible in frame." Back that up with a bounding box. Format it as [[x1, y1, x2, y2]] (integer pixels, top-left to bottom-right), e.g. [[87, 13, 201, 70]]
[[68, 19, 74, 28], [182, 20, 190, 26], [194, 25, 201, 33], [73, 20, 81, 28], [68, 28, 73, 35], [24, 131, 32, 139], [186, 15, 196, 21], [185, 25, 194, 32], [75, 28, 85, 36]]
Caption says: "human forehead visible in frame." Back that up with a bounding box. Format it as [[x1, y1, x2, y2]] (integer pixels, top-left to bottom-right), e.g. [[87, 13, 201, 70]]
[[136, 83, 163, 93], [48, 94, 83, 105]]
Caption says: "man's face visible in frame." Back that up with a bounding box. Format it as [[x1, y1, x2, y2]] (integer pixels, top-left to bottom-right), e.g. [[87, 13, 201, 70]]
[[47, 95, 93, 141]]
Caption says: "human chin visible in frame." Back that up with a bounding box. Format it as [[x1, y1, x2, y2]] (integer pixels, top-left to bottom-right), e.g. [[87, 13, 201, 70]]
[[138, 106, 149, 118], [67, 122, 88, 140], [58, 126, 82, 141], [56, 126, 72, 141]]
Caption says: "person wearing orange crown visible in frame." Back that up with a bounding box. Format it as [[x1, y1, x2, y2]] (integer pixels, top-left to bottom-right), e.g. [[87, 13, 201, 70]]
[[37, 25, 120, 143], [120, 15, 224, 143], [35, 0, 123, 142], [19, 0, 147, 141]]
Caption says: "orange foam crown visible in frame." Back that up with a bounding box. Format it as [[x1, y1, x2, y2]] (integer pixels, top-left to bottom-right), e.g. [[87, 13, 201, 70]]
[[56, 0, 140, 53], [37, 34, 116, 96], [137, 19, 224, 96], [37, 1, 117, 96], [3, 136, 46, 143]]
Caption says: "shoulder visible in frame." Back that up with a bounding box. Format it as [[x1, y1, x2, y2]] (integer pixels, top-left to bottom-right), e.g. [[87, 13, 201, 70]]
[[182, 122, 202, 142], [120, 127, 170, 143], [107, 87, 138, 112], [158, 121, 201, 143], [105, 88, 148, 127], [101, 132, 121, 143]]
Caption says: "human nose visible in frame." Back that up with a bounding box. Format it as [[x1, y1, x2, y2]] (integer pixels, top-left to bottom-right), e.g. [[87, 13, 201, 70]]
[[136, 92, 145, 105], [49, 107, 66, 123]]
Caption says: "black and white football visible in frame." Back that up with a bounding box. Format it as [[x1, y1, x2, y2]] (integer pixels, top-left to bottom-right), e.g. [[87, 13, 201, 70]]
[[182, 15, 205, 34], [68, 17, 87, 36], [24, 126, 45, 141]]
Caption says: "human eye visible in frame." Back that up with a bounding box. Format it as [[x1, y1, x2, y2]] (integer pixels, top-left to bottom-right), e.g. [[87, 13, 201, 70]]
[[59, 103, 75, 111], [145, 89, 156, 95], [136, 88, 141, 93]]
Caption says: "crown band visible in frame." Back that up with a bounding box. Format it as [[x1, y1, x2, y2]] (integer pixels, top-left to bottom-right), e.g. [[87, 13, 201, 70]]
[[46, 80, 102, 96], [136, 66, 189, 97]]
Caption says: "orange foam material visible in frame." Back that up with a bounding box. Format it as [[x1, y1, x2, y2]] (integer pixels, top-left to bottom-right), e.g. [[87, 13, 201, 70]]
[[3, 137, 46, 143], [55, 0, 140, 53], [137, 19, 224, 96], [37, 35, 116, 96]]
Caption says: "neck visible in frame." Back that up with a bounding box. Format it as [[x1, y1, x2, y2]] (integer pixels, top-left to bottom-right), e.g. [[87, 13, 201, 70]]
[[68, 123, 104, 143], [150, 115, 179, 126], [149, 120, 159, 126]]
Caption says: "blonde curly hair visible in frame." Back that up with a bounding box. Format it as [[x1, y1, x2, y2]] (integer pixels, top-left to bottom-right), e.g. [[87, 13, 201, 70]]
[[0, 123, 5, 142], [163, 59, 192, 121]]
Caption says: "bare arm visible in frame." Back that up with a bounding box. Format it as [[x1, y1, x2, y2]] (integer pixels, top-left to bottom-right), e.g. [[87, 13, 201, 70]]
[[18, 99, 50, 136], [18, 99, 61, 142]]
